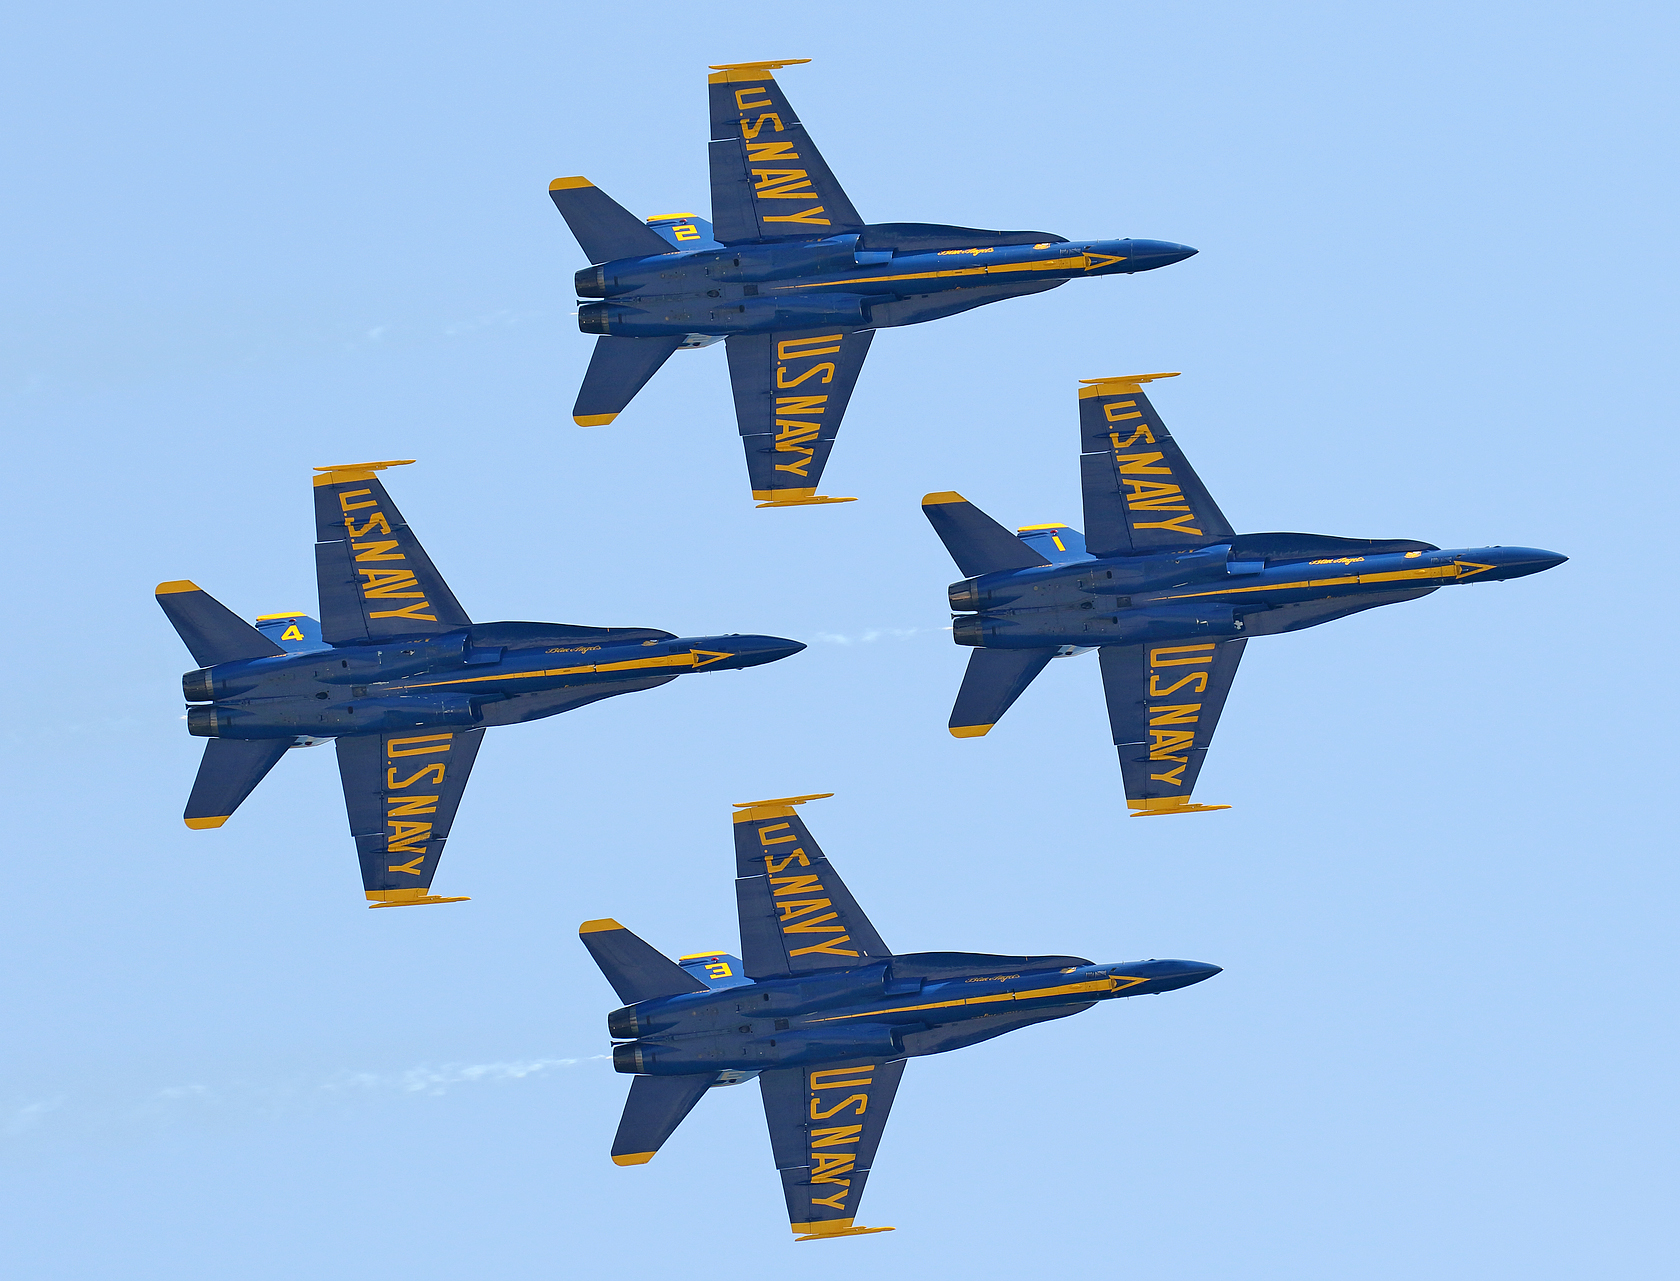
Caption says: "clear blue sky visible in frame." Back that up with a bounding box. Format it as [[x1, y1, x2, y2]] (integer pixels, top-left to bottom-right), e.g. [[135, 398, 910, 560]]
[[2, 3, 1674, 1278]]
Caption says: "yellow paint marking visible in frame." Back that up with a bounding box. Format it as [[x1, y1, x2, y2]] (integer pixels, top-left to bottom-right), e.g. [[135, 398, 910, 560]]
[[550, 176, 593, 190], [312, 459, 415, 487], [791, 254, 1108, 290], [579, 918, 623, 934], [1453, 560, 1498, 578], [731, 793, 833, 823], [1078, 372, 1181, 398], [612, 1152, 656, 1166], [921, 490, 966, 505], [949, 724, 993, 738], [574, 413, 618, 427], [401, 650, 717, 690], [1159, 562, 1460, 601], [365, 889, 469, 908], [184, 815, 228, 829], [156, 579, 201, 595], [810, 975, 1144, 1023]]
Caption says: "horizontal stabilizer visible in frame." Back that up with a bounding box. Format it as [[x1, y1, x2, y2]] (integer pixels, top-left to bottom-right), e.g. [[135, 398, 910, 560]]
[[573, 335, 685, 427], [579, 920, 710, 1005], [183, 738, 290, 829], [948, 647, 1057, 737], [921, 493, 1051, 577], [157, 582, 286, 667], [610, 1073, 720, 1166], [548, 178, 674, 264]]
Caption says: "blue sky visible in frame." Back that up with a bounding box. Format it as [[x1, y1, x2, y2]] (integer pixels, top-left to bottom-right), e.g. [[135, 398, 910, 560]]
[[2, 3, 1674, 1277]]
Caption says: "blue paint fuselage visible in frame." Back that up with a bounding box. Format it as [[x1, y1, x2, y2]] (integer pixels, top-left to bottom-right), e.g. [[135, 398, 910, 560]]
[[576, 235, 1196, 338], [180, 629, 804, 740], [609, 955, 1220, 1075], [950, 543, 1568, 648]]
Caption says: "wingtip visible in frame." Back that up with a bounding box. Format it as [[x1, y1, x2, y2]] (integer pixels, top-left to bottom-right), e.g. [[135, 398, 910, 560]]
[[183, 815, 228, 829], [948, 724, 993, 739], [922, 491, 966, 506], [612, 1151, 656, 1166], [579, 917, 624, 934], [574, 413, 618, 427], [156, 579, 201, 595], [550, 176, 594, 191]]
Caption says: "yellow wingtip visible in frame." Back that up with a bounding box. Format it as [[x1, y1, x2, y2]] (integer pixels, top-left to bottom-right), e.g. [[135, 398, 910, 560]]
[[922, 491, 966, 506], [948, 724, 993, 739], [574, 413, 618, 427], [364, 890, 471, 908], [156, 579, 201, 595], [550, 176, 593, 191], [579, 918, 624, 934], [311, 460, 416, 486], [183, 815, 228, 829], [612, 1152, 656, 1166], [1127, 798, 1231, 817], [707, 59, 812, 83], [790, 1218, 896, 1241], [1077, 372, 1181, 398], [730, 793, 833, 822]]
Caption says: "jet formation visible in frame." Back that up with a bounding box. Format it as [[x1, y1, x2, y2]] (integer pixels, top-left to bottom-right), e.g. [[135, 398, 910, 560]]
[[923, 374, 1567, 813], [549, 59, 1195, 506], [157, 460, 802, 905], [582, 794, 1220, 1239]]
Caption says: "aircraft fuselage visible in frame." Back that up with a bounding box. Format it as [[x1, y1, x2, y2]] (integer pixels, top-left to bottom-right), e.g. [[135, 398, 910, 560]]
[[950, 543, 1567, 649], [576, 235, 1195, 339], [180, 630, 803, 740], [609, 955, 1220, 1075]]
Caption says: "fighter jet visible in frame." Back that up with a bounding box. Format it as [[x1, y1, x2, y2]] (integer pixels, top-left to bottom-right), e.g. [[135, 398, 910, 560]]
[[923, 374, 1567, 814], [549, 59, 1196, 507], [156, 460, 803, 906], [581, 794, 1219, 1239]]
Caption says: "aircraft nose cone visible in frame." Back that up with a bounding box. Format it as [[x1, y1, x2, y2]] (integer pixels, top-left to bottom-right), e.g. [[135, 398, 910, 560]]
[[1489, 547, 1569, 580], [721, 636, 806, 668], [1124, 240, 1198, 272]]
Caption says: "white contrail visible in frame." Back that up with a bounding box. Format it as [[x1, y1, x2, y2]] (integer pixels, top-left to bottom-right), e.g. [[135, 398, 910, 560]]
[[5, 1055, 606, 1143]]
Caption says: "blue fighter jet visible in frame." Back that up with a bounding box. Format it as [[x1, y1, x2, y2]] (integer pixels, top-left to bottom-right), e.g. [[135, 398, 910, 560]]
[[582, 794, 1219, 1240], [549, 59, 1196, 507], [156, 460, 803, 906], [923, 374, 1568, 815]]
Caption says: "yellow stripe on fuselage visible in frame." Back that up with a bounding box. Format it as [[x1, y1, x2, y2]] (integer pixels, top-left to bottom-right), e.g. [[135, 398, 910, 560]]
[[791, 253, 1120, 291], [808, 975, 1146, 1023], [399, 650, 719, 690], [1158, 561, 1486, 602]]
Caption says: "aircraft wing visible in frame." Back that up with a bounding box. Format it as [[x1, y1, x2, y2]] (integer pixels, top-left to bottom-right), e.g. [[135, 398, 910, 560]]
[[1100, 639, 1246, 815], [732, 795, 889, 978], [313, 461, 471, 645], [337, 726, 485, 906], [707, 60, 863, 243], [1078, 374, 1234, 556], [760, 1058, 906, 1240], [726, 329, 874, 505]]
